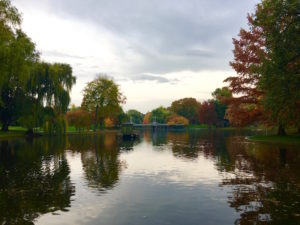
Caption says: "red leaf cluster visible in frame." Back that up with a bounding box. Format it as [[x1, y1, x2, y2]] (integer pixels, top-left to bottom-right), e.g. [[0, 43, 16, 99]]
[[198, 101, 217, 126], [66, 109, 91, 131], [224, 15, 266, 126]]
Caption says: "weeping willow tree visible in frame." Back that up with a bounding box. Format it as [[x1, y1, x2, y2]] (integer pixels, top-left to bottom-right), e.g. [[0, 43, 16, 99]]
[[20, 62, 76, 135], [0, 0, 76, 134]]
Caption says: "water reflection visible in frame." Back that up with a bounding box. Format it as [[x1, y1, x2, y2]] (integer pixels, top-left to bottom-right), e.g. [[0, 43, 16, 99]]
[[0, 137, 74, 225], [0, 131, 299, 225], [66, 134, 140, 192], [222, 137, 300, 224], [141, 130, 300, 224]]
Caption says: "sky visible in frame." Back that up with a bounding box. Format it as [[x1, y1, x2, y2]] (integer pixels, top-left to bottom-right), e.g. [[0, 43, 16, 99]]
[[13, 0, 259, 113]]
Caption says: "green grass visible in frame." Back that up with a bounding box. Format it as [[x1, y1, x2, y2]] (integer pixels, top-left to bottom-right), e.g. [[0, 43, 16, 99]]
[[0, 126, 36, 139], [248, 134, 300, 145], [0, 130, 26, 139], [8, 126, 27, 131]]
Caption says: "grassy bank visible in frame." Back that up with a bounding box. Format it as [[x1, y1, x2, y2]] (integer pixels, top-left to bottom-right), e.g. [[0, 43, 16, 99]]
[[0, 126, 27, 139], [248, 134, 300, 145], [0, 126, 120, 139], [0, 131, 26, 139]]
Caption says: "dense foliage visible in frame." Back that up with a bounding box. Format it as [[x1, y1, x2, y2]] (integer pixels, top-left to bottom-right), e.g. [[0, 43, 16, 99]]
[[81, 76, 126, 131], [149, 107, 171, 124], [166, 114, 189, 125], [170, 98, 199, 124], [225, 0, 300, 135], [198, 101, 218, 127], [66, 109, 91, 131], [127, 109, 144, 124], [256, 0, 300, 134], [0, 0, 76, 134]]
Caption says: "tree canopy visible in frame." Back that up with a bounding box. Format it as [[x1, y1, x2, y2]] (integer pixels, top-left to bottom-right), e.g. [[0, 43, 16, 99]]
[[0, 0, 76, 134], [81, 76, 126, 130], [170, 98, 200, 124], [150, 106, 171, 124], [212, 87, 232, 124], [224, 0, 300, 134], [255, 0, 300, 133], [198, 101, 217, 127], [127, 109, 144, 124]]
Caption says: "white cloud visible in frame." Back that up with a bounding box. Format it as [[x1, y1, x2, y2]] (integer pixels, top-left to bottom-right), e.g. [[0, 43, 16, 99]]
[[12, 0, 259, 112]]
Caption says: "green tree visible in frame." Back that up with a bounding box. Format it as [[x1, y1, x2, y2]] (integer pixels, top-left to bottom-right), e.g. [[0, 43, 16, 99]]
[[22, 62, 76, 134], [116, 107, 129, 126], [226, 0, 300, 134], [0, 0, 22, 87], [0, 3, 39, 130], [81, 76, 126, 131], [212, 87, 232, 124], [127, 109, 144, 124], [150, 106, 171, 124], [0, 1, 76, 134], [170, 98, 200, 124], [255, 0, 300, 135]]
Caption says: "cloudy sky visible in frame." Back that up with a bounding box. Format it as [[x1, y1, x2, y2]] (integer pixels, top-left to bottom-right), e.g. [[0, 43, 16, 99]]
[[13, 0, 259, 113]]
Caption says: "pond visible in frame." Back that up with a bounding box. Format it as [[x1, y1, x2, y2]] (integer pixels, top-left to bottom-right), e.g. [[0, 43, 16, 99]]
[[0, 130, 300, 225]]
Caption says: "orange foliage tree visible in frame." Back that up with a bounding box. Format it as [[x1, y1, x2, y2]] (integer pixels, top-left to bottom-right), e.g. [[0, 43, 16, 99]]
[[198, 101, 217, 126], [104, 117, 115, 128], [224, 14, 266, 127], [66, 109, 91, 131], [143, 112, 151, 124], [166, 114, 189, 125]]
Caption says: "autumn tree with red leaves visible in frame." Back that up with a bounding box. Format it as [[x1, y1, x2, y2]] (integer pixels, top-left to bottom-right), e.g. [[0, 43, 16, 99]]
[[224, 14, 266, 127], [143, 112, 152, 124], [225, 0, 300, 135], [66, 109, 91, 131], [198, 101, 217, 127]]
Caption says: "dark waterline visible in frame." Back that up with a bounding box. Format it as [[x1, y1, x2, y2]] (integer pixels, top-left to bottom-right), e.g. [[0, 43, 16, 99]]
[[0, 130, 300, 225]]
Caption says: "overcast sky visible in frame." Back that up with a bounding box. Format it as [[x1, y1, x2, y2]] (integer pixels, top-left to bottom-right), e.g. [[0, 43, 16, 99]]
[[13, 0, 259, 113]]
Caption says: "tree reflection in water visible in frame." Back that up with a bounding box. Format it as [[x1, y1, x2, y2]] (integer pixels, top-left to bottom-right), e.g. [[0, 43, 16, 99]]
[[148, 130, 300, 224], [0, 137, 74, 225], [67, 133, 139, 193], [1, 131, 300, 225], [222, 137, 300, 225]]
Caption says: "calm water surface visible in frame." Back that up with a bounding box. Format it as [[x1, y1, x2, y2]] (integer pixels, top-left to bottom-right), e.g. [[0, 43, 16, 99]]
[[1, 130, 300, 225]]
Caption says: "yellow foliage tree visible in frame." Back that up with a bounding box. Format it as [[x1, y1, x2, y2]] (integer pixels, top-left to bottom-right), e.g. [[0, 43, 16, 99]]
[[167, 114, 189, 125]]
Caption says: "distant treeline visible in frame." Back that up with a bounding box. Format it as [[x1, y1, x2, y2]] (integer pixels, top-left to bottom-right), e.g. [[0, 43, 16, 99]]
[[66, 87, 231, 131]]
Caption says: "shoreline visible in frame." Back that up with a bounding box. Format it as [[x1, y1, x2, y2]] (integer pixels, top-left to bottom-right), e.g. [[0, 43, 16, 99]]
[[247, 134, 300, 145]]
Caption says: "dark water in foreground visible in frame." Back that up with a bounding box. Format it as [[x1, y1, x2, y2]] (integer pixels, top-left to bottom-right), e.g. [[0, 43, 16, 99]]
[[0, 130, 300, 225]]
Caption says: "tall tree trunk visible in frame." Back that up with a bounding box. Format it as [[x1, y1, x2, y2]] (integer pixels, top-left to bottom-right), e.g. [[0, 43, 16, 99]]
[[94, 105, 99, 132], [277, 124, 286, 136], [1, 122, 9, 132]]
